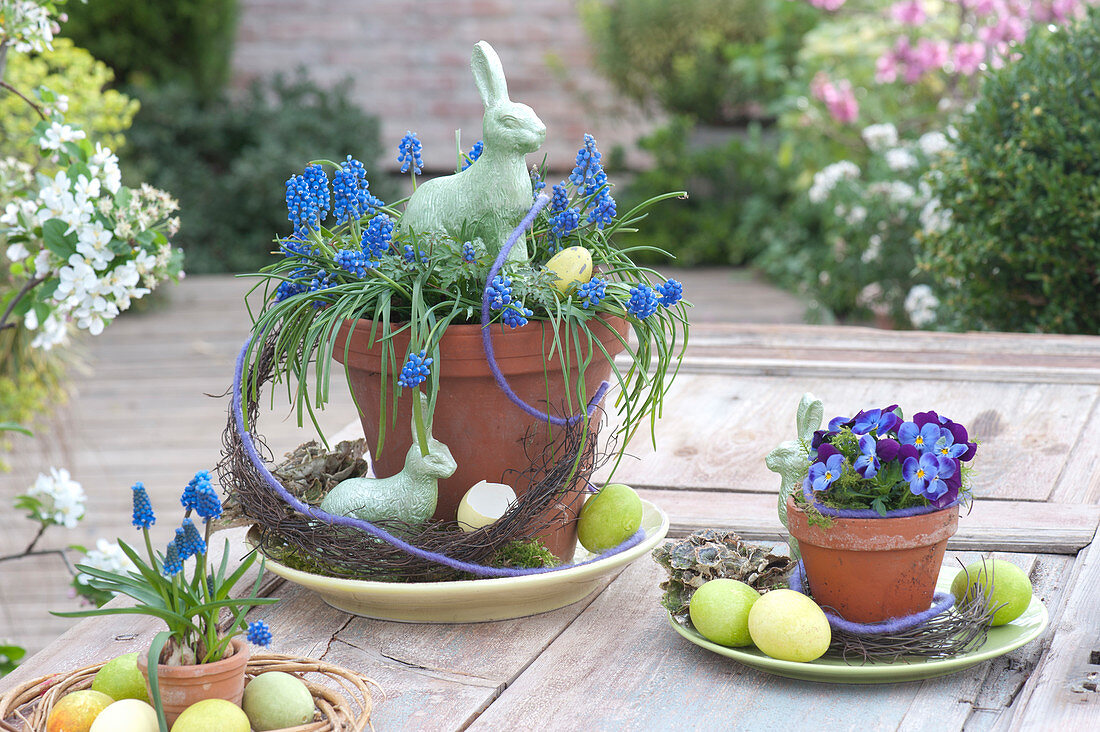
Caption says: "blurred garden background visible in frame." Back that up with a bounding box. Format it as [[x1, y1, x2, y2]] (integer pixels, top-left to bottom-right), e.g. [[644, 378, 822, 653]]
[[2, 0, 1099, 667]]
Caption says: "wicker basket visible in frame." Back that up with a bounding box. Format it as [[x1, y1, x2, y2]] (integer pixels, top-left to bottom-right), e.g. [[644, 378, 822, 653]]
[[0, 653, 381, 732]]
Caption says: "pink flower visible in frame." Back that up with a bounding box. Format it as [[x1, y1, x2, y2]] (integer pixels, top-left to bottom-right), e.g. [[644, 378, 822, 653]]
[[906, 38, 950, 81], [808, 0, 847, 10], [980, 15, 1027, 46], [811, 73, 859, 124], [952, 41, 986, 75], [890, 0, 926, 25], [1050, 0, 1082, 22], [876, 52, 900, 83]]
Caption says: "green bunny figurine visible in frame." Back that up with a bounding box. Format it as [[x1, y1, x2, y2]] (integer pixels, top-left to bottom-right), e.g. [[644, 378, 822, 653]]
[[320, 393, 457, 525], [399, 40, 546, 263], [765, 393, 823, 561]]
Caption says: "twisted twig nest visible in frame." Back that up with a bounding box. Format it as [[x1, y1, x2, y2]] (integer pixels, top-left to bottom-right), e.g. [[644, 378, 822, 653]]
[[219, 329, 611, 582], [0, 653, 381, 732]]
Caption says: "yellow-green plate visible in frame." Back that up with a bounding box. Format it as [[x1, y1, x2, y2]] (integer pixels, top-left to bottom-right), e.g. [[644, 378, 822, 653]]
[[669, 565, 1048, 683], [250, 499, 669, 623]]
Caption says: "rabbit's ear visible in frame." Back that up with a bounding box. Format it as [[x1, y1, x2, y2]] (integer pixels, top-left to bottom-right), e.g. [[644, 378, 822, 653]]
[[472, 40, 509, 108]]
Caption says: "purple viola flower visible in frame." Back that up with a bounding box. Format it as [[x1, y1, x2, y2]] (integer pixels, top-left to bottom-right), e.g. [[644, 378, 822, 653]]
[[876, 437, 901, 463], [828, 415, 853, 431], [852, 408, 899, 435], [898, 442, 919, 463], [809, 453, 846, 493], [911, 410, 941, 428], [898, 421, 944, 453], [815, 442, 841, 463], [853, 434, 880, 479], [902, 452, 957, 501], [810, 429, 830, 451]]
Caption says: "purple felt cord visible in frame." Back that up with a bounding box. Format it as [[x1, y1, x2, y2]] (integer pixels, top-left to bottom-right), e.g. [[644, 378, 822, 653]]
[[801, 478, 960, 518], [480, 193, 611, 426], [233, 340, 644, 578], [789, 560, 956, 634]]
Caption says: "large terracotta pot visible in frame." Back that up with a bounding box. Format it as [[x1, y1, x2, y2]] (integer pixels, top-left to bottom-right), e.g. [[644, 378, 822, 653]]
[[785, 496, 958, 623], [332, 315, 630, 560], [137, 637, 249, 727]]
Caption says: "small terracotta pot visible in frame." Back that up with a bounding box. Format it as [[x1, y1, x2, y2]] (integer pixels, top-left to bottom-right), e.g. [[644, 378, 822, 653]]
[[785, 496, 959, 623], [137, 637, 249, 727], [332, 315, 629, 560]]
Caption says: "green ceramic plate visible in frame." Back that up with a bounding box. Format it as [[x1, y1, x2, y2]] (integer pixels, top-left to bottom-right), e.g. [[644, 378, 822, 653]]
[[669, 567, 1049, 684]]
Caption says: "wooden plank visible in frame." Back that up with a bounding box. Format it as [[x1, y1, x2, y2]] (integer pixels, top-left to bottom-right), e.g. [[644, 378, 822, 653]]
[[469, 559, 928, 730], [594, 373, 1096, 503], [259, 570, 622, 731], [898, 552, 1073, 731], [640, 489, 1100, 555], [1049, 395, 1100, 505], [686, 323, 1100, 367], [1001, 525, 1100, 730]]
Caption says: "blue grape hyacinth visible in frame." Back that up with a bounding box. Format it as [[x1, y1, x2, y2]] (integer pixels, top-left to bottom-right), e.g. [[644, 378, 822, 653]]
[[246, 620, 272, 647], [398, 131, 423, 175], [575, 278, 607, 309], [398, 350, 432, 388], [626, 284, 660, 319], [502, 304, 533, 329], [131, 482, 155, 529]]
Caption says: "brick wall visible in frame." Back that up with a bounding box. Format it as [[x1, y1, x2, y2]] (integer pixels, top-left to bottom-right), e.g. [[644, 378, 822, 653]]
[[231, 0, 657, 173]]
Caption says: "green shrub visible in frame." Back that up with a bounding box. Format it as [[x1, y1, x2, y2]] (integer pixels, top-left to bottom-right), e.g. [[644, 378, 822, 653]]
[[619, 118, 808, 266], [580, 0, 818, 123], [61, 0, 237, 99], [0, 38, 138, 158], [121, 74, 392, 273], [919, 13, 1100, 334]]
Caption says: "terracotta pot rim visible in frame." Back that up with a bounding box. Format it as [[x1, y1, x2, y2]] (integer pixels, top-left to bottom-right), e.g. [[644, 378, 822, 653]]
[[137, 635, 249, 675], [786, 495, 959, 552]]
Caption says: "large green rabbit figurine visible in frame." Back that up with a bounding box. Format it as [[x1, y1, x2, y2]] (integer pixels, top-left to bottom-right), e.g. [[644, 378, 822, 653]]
[[399, 41, 546, 262]]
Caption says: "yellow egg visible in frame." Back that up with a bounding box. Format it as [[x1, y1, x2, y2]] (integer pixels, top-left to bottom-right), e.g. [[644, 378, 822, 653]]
[[457, 480, 516, 531], [89, 699, 159, 732], [545, 246, 593, 295]]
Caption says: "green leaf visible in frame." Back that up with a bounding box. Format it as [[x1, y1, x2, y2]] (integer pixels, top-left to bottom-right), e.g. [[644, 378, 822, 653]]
[[0, 423, 33, 436], [42, 218, 76, 259], [147, 631, 171, 732]]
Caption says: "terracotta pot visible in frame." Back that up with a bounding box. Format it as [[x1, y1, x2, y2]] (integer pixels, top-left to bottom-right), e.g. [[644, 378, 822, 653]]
[[137, 637, 249, 727], [785, 496, 958, 623], [332, 315, 630, 560]]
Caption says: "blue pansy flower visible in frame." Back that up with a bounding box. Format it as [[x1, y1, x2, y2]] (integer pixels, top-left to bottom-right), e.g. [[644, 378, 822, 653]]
[[898, 421, 944, 453], [808, 453, 846, 493], [853, 408, 899, 435], [932, 431, 968, 459], [902, 452, 956, 500], [853, 434, 881, 479]]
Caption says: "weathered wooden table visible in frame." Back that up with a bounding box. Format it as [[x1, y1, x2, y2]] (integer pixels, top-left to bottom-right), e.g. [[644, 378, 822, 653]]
[[3, 324, 1099, 730]]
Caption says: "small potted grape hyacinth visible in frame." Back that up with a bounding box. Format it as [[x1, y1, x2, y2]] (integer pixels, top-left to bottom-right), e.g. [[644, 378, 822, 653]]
[[55, 472, 278, 728]]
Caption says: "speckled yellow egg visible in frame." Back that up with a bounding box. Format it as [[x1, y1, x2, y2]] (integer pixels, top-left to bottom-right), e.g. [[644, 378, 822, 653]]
[[545, 246, 593, 295]]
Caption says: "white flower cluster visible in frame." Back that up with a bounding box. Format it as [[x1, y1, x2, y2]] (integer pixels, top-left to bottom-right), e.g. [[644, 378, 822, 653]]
[[885, 147, 918, 172], [1, 0, 56, 53], [861, 123, 899, 153], [27, 467, 86, 529], [1, 126, 182, 349], [76, 538, 138, 586], [809, 161, 861, 204], [905, 284, 940, 328]]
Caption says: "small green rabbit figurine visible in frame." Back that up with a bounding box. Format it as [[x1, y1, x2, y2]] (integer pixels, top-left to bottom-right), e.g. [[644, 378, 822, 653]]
[[320, 393, 457, 525]]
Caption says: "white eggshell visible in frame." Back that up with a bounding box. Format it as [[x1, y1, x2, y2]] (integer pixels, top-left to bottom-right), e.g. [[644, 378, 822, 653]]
[[457, 481, 517, 531], [545, 246, 593, 294], [89, 698, 159, 732]]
